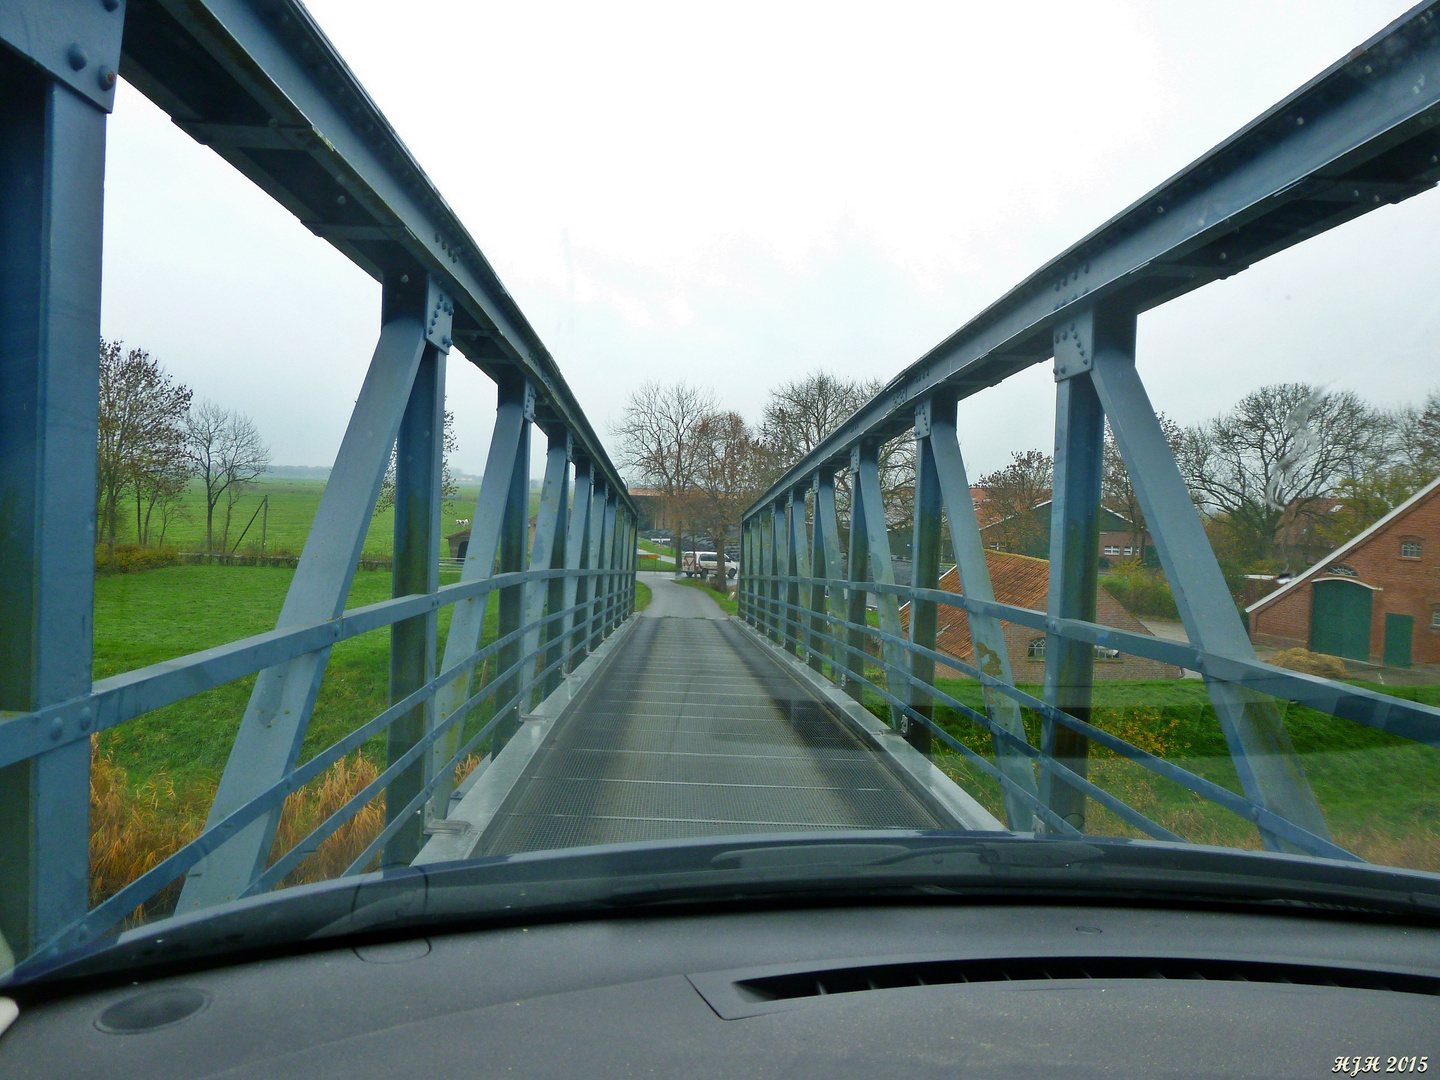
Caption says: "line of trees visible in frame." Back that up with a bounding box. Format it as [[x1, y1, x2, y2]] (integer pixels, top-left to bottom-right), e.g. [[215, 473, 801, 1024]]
[[610, 372, 913, 576], [981, 382, 1440, 574], [97, 340, 271, 552], [614, 372, 1440, 586]]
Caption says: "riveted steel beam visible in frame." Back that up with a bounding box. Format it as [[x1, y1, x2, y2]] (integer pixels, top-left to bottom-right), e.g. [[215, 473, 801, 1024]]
[[745, 2, 1440, 516], [114, 0, 634, 517], [0, 53, 107, 956], [1086, 307, 1331, 852], [385, 290, 447, 865], [179, 312, 429, 912], [924, 401, 1040, 828], [1039, 320, 1109, 832]]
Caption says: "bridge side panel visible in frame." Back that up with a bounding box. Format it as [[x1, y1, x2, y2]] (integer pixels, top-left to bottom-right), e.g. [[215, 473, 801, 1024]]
[[0, 60, 108, 955]]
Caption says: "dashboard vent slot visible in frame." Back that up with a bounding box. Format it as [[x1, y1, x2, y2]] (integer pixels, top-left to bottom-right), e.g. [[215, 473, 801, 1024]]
[[734, 957, 1440, 1003]]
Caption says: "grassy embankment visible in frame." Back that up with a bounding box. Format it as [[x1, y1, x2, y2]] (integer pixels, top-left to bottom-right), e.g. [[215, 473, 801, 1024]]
[[92, 560, 642, 918], [676, 578, 739, 615], [845, 671, 1437, 871]]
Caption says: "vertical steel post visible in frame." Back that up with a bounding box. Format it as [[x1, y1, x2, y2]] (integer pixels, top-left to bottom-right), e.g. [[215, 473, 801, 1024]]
[[541, 451, 572, 699], [814, 470, 849, 684], [907, 405, 943, 757], [565, 462, 594, 670], [385, 284, 448, 865], [806, 483, 827, 674], [784, 492, 804, 656], [855, 443, 911, 734], [522, 428, 570, 708], [180, 308, 431, 912], [492, 393, 534, 752], [927, 403, 1039, 828], [427, 381, 530, 817], [0, 58, 108, 956], [844, 455, 871, 703], [591, 492, 617, 650], [771, 501, 789, 649], [1040, 316, 1109, 831], [1085, 308, 1331, 852], [758, 508, 776, 640]]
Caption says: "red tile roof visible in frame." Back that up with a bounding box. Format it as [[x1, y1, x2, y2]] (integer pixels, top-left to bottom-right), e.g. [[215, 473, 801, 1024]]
[[902, 550, 1154, 665]]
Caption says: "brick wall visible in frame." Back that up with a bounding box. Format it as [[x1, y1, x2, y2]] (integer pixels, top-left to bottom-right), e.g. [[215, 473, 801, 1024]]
[[1249, 483, 1440, 665]]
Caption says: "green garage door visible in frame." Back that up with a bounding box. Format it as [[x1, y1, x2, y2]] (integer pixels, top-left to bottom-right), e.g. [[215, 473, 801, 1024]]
[[1383, 613, 1413, 668], [1309, 579, 1372, 662]]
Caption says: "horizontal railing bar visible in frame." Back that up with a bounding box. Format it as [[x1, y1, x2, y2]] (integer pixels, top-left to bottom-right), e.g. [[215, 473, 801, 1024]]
[[749, 571, 1440, 749], [19, 590, 630, 966], [248, 622, 598, 895], [752, 587, 1361, 861], [755, 599, 1195, 842], [0, 567, 615, 770]]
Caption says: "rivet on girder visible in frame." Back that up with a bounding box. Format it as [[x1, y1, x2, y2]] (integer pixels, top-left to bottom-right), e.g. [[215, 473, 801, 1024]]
[[67, 45, 88, 70], [98, 68, 116, 90]]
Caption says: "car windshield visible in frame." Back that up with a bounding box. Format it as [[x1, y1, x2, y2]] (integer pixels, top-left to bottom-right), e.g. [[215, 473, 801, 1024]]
[[2, 0, 1438, 988]]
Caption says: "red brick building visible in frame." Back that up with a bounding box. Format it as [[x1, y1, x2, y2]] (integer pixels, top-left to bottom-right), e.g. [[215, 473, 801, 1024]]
[[901, 550, 1181, 681], [1247, 476, 1440, 668]]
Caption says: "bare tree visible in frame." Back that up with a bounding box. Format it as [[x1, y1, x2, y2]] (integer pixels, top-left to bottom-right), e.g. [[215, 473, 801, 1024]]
[[610, 381, 717, 569], [1180, 383, 1391, 567], [977, 449, 1053, 555], [756, 370, 913, 535], [373, 409, 461, 516], [689, 411, 766, 583], [759, 371, 878, 471], [96, 340, 193, 551], [186, 401, 271, 552], [1102, 413, 1183, 562], [1396, 388, 1440, 480]]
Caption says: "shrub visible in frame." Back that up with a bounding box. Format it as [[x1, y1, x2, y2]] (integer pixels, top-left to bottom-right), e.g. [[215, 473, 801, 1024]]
[[1269, 647, 1349, 679], [90, 738, 389, 922], [95, 543, 179, 575], [1100, 562, 1179, 620]]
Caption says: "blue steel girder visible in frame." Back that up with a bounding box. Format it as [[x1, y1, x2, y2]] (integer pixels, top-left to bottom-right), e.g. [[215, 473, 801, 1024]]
[[1082, 305, 1332, 852], [744, 1, 1440, 506], [921, 404, 1040, 828], [0, 0, 127, 112], [113, 0, 634, 520], [178, 304, 437, 912], [0, 44, 109, 955]]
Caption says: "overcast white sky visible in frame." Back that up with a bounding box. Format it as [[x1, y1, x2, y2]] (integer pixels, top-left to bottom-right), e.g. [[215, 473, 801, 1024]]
[[98, 0, 1440, 480]]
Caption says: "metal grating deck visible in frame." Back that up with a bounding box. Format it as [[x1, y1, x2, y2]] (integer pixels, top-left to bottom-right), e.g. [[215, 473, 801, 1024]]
[[474, 608, 943, 857]]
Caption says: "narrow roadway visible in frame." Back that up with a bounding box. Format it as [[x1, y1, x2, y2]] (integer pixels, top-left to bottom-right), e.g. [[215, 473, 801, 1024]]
[[473, 573, 943, 854]]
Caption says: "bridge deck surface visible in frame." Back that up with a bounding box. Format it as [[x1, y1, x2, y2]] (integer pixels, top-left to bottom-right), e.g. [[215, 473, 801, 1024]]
[[473, 573, 943, 855]]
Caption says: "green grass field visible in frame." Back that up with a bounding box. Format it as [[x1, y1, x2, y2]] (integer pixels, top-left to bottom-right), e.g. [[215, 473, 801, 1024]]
[[92, 565, 1436, 883], [676, 578, 739, 615], [99, 475, 546, 559], [94, 561, 632, 795], [842, 670, 1439, 871]]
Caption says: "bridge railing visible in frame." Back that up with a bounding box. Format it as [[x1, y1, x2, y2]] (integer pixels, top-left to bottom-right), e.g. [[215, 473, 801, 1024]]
[[739, 1, 1440, 858], [0, 0, 636, 968]]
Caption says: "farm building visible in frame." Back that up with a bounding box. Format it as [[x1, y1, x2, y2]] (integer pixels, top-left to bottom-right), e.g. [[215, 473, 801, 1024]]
[[900, 550, 1182, 681], [1247, 475, 1440, 668]]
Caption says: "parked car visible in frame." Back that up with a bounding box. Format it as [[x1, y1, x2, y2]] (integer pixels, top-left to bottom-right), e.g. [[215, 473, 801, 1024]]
[[683, 551, 737, 579]]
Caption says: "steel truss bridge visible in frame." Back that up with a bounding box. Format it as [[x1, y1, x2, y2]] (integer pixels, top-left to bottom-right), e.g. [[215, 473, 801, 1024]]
[[2, 0, 1440, 974]]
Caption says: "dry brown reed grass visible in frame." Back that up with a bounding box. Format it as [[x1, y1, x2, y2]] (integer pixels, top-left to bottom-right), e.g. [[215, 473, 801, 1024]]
[[90, 738, 389, 923], [89, 737, 204, 918], [265, 751, 386, 886]]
